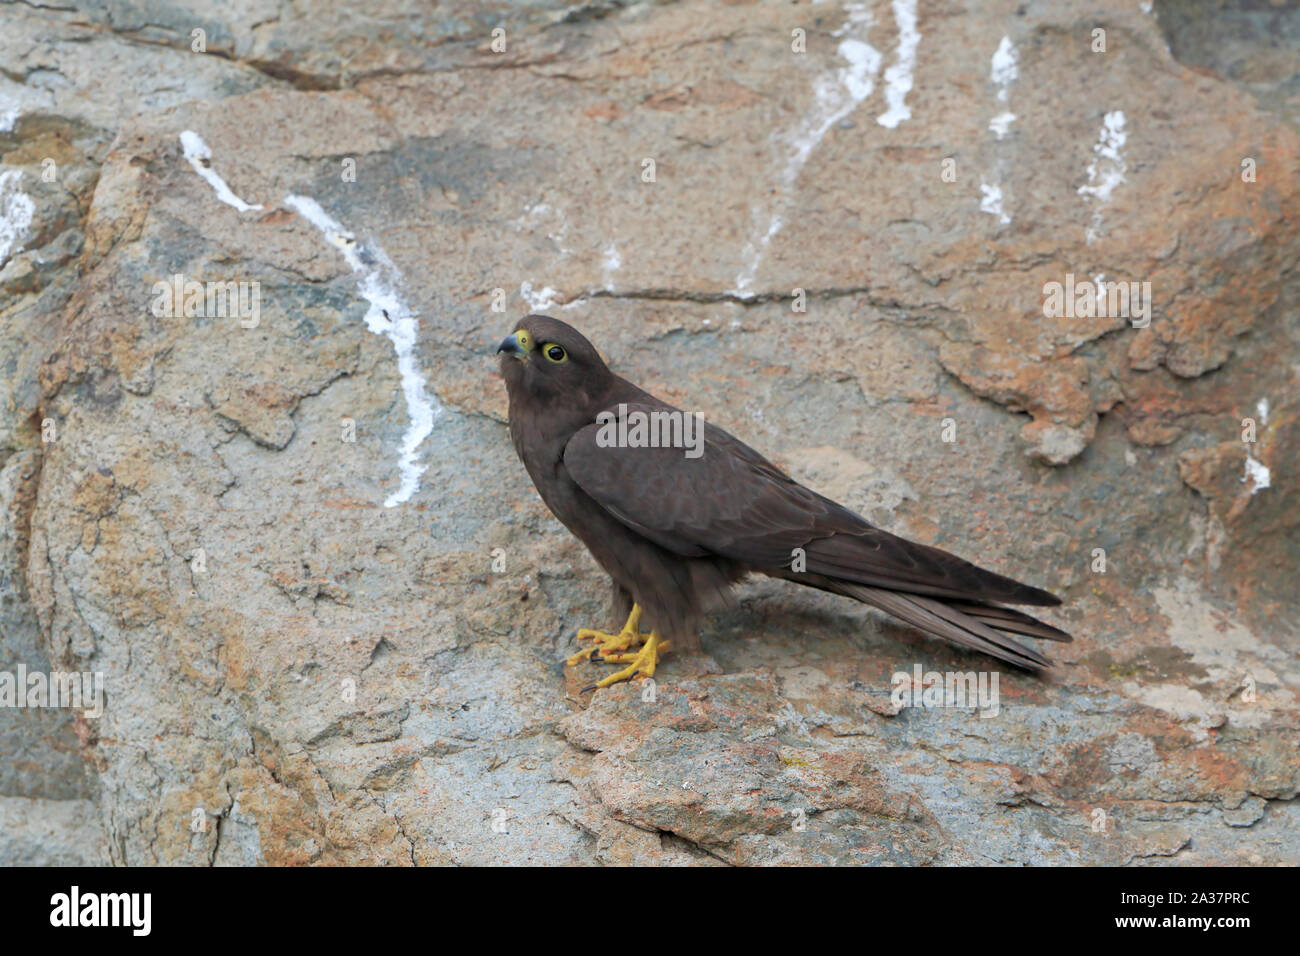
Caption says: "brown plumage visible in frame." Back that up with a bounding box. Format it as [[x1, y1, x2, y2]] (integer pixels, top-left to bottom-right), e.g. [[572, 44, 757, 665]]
[[498, 315, 1071, 685]]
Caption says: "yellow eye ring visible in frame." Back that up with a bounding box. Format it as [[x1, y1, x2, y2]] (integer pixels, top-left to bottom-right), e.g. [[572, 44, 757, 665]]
[[543, 343, 568, 363]]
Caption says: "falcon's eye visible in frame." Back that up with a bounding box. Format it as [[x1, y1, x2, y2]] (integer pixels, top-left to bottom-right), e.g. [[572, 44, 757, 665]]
[[543, 344, 568, 364]]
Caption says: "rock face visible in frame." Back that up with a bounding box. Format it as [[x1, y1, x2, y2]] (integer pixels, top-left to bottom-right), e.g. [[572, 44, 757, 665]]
[[1, 0, 1297, 865]]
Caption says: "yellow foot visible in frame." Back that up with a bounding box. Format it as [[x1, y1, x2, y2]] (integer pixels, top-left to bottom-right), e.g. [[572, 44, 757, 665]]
[[566, 604, 653, 665], [586, 631, 665, 691]]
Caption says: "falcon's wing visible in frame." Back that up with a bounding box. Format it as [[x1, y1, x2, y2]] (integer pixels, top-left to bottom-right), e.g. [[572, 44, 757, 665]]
[[563, 402, 1059, 608]]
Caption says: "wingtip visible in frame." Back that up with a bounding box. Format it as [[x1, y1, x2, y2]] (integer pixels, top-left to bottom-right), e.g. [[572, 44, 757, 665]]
[[1018, 584, 1064, 607]]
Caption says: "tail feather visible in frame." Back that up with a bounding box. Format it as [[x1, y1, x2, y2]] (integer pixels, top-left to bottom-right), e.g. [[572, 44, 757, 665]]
[[864, 587, 1052, 669], [946, 602, 1073, 642], [789, 575, 1068, 670]]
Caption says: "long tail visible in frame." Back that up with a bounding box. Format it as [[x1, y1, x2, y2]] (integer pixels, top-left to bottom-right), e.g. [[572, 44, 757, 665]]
[[783, 573, 1072, 670]]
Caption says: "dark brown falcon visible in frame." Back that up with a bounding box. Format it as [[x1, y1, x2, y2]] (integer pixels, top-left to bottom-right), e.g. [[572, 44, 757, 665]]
[[498, 315, 1071, 688]]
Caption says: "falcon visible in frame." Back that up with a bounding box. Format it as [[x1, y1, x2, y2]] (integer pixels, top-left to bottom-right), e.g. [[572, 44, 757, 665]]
[[498, 315, 1071, 689]]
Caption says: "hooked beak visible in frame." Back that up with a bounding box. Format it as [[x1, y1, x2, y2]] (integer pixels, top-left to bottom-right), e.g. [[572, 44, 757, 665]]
[[497, 332, 529, 362]]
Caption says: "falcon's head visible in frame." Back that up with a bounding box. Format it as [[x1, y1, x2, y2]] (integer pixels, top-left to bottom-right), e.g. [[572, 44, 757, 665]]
[[497, 315, 611, 406]]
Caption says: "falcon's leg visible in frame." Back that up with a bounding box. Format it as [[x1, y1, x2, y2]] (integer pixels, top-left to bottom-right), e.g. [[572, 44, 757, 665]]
[[589, 630, 667, 689], [566, 604, 654, 665]]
